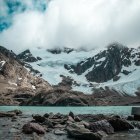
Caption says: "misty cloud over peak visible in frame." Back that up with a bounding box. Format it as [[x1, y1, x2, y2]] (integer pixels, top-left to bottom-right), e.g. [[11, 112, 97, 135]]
[[0, 0, 140, 53]]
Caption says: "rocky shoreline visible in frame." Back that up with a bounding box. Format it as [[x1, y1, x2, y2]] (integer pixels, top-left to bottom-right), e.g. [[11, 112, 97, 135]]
[[1, 110, 140, 140]]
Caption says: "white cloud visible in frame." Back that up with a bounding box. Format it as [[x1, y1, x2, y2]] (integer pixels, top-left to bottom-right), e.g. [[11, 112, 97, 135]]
[[0, 0, 140, 53]]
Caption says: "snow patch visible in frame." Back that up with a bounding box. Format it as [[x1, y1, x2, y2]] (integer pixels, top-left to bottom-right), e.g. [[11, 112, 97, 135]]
[[0, 61, 6, 70]]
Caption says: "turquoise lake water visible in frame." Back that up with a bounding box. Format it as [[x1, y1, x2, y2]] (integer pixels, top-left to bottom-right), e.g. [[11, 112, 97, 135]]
[[0, 106, 137, 116]]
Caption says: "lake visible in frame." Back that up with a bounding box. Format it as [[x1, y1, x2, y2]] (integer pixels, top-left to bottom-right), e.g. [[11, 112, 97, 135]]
[[0, 106, 136, 116]]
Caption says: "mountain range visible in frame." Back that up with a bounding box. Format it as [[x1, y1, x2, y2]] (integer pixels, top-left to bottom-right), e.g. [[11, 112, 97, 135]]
[[0, 43, 140, 105], [18, 43, 140, 96]]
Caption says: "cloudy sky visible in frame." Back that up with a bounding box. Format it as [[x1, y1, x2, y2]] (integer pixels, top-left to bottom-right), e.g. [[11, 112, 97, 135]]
[[0, 0, 140, 53]]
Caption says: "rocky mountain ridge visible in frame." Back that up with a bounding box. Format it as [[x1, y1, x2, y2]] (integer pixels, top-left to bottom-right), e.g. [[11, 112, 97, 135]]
[[1, 44, 140, 106], [18, 43, 140, 96], [0, 46, 52, 105], [65, 43, 140, 83]]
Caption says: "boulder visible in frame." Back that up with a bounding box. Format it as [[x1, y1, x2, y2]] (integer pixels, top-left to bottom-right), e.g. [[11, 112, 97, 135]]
[[49, 112, 54, 118], [69, 111, 75, 119], [89, 120, 114, 134], [67, 116, 75, 123], [78, 114, 108, 123], [66, 123, 104, 140], [44, 113, 49, 118], [0, 112, 15, 117], [80, 121, 90, 128], [134, 115, 140, 121], [52, 113, 64, 119], [8, 110, 22, 115], [43, 119, 54, 128], [127, 116, 134, 121], [32, 114, 46, 123], [22, 123, 45, 134], [108, 118, 134, 131], [75, 116, 82, 122], [132, 107, 140, 121]]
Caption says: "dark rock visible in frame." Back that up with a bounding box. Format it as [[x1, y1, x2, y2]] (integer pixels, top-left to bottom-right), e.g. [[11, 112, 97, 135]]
[[49, 112, 54, 118], [127, 116, 134, 121], [78, 114, 108, 123], [0, 112, 15, 117], [22, 122, 45, 134], [0, 46, 17, 59], [75, 116, 82, 122], [66, 43, 125, 82], [44, 113, 49, 118], [43, 119, 54, 128], [32, 114, 46, 123], [24, 88, 89, 106], [108, 118, 134, 131], [14, 94, 33, 99], [113, 76, 120, 81], [8, 110, 22, 115], [37, 56, 42, 60], [55, 96, 87, 106], [69, 111, 75, 119], [89, 120, 114, 134], [134, 115, 140, 121], [17, 49, 38, 62], [64, 43, 140, 83], [122, 70, 131, 75], [131, 107, 140, 121], [52, 113, 63, 119], [57, 75, 73, 90], [66, 123, 105, 140], [135, 60, 140, 66], [111, 115, 121, 119]]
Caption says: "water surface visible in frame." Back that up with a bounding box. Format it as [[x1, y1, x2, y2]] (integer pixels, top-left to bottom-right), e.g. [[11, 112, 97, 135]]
[[0, 106, 136, 116]]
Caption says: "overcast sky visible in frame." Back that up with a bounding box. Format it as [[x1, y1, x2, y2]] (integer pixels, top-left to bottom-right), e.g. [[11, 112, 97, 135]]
[[0, 0, 140, 53]]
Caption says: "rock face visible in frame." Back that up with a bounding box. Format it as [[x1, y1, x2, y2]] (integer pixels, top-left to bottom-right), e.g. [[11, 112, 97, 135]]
[[22, 123, 45, 134], [65, 43, 140, 82], [22, 87, 140, 106], [0, 109, 22, 117], [108, 118, 134, 131], [89, 120, 114, 134], [17, 49, 42, 62], [0, 112, 15, 117], [33, 114, 46, 123], [23, 88, 91, 106], [0, 46, 52, 105], [66, 123, 105, 140]]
